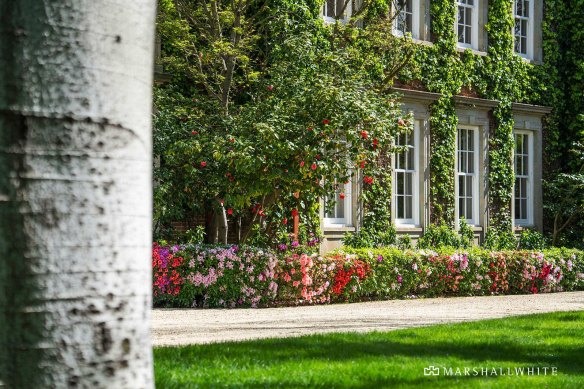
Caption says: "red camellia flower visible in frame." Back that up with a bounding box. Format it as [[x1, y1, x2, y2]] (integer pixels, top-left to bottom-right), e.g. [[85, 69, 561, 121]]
[[282, 218, 288, 225], [339, 193, 345, 199], [398, 118, 405, 126], [227, 208, 233, 215], [291, 209, 298, 217], [311, 163, 317, 170], [191, 131, 198, 135], [360, 130, 368, 139], [200, 161, 207, 167], [267, 84, 274, 91], [363, 176, 374, 185], [300, 161, 305, 167], [322, 119, 330, 125], [360, 161, 366, 169]]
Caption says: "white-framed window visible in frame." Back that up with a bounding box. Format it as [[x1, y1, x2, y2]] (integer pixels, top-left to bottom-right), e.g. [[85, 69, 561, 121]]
[[324, 179, 352, 226], [393, 121, 419, 226], [322, 0, 350, 23], [514, 0, 534, 58], [514, 131, 533, 225], [393, 0, 420, 38], [457, 0, 478, 49], [457, 126, 480, 225]]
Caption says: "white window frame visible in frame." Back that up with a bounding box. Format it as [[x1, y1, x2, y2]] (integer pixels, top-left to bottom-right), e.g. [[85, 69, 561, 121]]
[[393, 0, 420, 39], [393, 121, 420, 226], [456, 0, 479, 50], [322, 0, 351, 24], [456, 126, 480, 226], [324, 179, 353, 227], [513, 0, 534, 59], [513, 130, 534, 226]]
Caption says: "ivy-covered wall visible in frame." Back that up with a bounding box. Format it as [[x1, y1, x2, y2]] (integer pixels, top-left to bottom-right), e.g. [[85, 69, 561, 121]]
[[395, 0, 551, 241]]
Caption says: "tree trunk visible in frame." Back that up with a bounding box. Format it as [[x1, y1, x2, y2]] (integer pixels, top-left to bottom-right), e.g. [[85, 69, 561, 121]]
[[0, 2, 155, 387]]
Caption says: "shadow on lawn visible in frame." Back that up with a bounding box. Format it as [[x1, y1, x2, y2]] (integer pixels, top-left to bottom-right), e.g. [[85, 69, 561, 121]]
[[154, 311, 584, 387]]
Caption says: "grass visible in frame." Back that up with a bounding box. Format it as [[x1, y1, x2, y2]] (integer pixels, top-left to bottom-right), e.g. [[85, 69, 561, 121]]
[[154, 311, 584, 388]]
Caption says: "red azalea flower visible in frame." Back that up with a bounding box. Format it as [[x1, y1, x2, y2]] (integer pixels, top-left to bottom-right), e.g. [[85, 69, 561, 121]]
[[360, 161, 366, 169], [291, 209, 298, 217], [373, 138, 378, 146], [200, 161, 207, 167], [311, 163, 317, 170], [360, 130, 368, 139], [227, 208, 233, 215], [267, 84, 274, 91], [300, 161, 305, 167], [339, 193, 345, 200], [282, 218, 288, 225], [322, 119, 330, 125], [363, 176, 374, 185], [258, 210, 265, 216], [191, 131, 198, 135]]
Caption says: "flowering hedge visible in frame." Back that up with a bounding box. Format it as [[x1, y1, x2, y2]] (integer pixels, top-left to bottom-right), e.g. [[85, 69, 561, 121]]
[[153, 244, 584, 308]]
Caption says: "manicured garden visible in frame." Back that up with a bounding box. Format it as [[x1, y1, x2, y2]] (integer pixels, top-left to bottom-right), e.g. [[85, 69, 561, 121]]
[[153, 243, 584, 308], [154, 311, 584, 388]]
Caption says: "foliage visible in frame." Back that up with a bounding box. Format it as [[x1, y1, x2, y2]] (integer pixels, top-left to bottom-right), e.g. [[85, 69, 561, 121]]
[[416, 221, 473, 250], [517, 229, 548, 251], [153, 243, 584, 307], [342, 226, 397, 248], [155, 312, 584, 388], [154, 0, 412, 245]]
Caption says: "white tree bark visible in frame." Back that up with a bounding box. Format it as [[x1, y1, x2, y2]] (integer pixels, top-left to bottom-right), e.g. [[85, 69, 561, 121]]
[[0, 1, 155, 387]]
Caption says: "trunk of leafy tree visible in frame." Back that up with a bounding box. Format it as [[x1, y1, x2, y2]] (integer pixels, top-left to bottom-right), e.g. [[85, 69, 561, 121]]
[[0, 1, 155, 387]]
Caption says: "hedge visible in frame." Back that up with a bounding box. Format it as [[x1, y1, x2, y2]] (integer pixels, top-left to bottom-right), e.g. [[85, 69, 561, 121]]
[[153, 243, 584, 308]]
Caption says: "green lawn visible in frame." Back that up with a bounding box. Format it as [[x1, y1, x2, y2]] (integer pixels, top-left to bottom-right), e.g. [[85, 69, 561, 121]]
[[154, 311, 584, 388]]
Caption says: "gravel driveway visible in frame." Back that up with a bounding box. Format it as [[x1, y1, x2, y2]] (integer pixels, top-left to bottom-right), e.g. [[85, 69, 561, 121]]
[[152, 291, 584, 347]]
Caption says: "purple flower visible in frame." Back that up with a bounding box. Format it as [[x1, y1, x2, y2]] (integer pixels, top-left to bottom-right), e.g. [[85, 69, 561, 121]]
[[397, 275, 403, 283], [377, 255, 383, 262], [291, 241, 299, 247], [278, 244, 288, 251]]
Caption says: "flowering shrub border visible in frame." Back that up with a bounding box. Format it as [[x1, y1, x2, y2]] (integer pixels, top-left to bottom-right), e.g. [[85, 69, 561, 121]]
[[153, 244, 584, 308]]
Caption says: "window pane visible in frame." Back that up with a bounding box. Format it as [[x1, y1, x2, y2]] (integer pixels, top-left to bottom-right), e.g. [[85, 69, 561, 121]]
[[405, 196, 413, 219], [397, 196, 404, 219], [407, 148, 414, 170], [466, 198, 473, 219], [459, 152, 467, 173], [336, 197, 344, 218], [520, 177, 527, 197], [521, 199, 527, 219], [459, 175, 465, 197], [326, 0, 335, 17], [459, 198, 465, 218], [396, 172, 404, 195], [466, 176, 473, 198], [465, 26, 472, 44], [405, 173, 412, 195], [524, 0, 530, 17]]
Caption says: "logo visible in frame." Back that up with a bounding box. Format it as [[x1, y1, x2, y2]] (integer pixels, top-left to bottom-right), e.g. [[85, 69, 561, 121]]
[[424, 366, 440, 376]]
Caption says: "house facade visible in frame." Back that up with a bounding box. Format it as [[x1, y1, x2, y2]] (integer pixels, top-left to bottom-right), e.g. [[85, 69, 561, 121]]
[[319, 0, 552, 252]]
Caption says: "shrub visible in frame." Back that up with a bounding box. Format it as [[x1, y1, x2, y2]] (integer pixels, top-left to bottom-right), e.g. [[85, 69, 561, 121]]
[[153, 244, 584, 308], [517, 229, 548, 251]]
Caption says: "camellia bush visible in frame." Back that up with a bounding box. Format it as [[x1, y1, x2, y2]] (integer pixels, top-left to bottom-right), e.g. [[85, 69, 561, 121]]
[[153, 244, 584, 308]]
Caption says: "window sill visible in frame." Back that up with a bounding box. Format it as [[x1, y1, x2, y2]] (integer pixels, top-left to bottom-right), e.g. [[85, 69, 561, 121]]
[[395, 225, 423, 233], [456, 46, 487, 57], [323, 226, 355, 232]]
